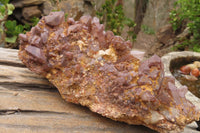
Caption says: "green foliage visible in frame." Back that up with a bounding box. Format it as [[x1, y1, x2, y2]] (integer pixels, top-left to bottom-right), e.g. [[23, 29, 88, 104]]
[[5, 36, 17, 43], [7, 4, 14, 15], [0, 0, 25, 45], [23, 23, 31, 33], [30, 17, 40, 27], [4, 17, 41, 44], [96, 0, 136, 41], [170, 0, 200, 52], [4, 20, 24, 43], [0, 0, 9, 5], [5, 20, 23, 36], [141, 25, 155, 35], [0, 0, 40, 46], [0, 0, 17, 45], [172, 40, 190, 51], [169, 10, 181, 31], [65, 13, 68, 21], [0, 0, 14, 19]]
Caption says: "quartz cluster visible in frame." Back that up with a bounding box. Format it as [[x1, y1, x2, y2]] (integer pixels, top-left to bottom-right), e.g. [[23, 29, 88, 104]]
[[18, 11, 200, 133]]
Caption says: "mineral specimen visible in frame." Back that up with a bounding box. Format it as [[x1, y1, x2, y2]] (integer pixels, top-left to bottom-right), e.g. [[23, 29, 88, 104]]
[[18, 11, 200, 133]]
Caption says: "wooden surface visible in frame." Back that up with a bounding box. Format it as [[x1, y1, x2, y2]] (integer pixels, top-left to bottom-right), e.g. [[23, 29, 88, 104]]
[[0, 47, 198, 133]]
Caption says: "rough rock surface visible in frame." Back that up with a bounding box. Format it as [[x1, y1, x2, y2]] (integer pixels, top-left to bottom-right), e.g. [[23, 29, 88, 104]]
[[22, 6, 41, 21], [12, 0, 46, 8], [11, 0, 95, 24], [143, 25, 191, 58], [18, 11, 200, 133], [156, 24, 174, 45], [142, 0, 177, 32]]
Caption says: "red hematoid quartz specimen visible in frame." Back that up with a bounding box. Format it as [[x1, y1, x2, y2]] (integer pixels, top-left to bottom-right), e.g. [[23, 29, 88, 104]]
[[18, 11, 200, 133]]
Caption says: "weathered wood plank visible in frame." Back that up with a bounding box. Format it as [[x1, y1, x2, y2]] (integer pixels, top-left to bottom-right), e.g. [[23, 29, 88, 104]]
[[0, 47, 198, 133], [0, 48, 22, 66], [0, 111, 156, 133], [0, 65, 49, 85]]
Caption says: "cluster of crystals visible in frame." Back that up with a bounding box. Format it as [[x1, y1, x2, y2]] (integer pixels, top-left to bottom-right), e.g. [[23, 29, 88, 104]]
[[18, 11, 200, 133]]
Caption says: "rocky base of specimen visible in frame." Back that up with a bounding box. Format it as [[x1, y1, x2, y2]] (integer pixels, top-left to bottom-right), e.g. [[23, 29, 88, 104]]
[[18, 11, 200, 133]]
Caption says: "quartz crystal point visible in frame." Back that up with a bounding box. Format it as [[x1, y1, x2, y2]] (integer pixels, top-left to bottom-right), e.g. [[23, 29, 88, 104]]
[[18, 11, 200, 133]]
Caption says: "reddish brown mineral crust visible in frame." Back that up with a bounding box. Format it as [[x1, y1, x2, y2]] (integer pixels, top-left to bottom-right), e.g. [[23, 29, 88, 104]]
[[18, 11, 200, 133]]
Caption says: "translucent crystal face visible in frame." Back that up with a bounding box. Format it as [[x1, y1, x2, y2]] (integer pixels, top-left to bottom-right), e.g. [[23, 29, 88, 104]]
[[18, 11, 200, 133]]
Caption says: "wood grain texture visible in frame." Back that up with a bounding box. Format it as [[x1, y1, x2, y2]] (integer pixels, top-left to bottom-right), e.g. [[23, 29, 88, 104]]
[[0, 47, 198, 133]]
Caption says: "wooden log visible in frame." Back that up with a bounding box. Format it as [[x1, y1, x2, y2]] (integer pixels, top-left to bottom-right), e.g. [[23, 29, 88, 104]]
[[0, 47, 198, 132]]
